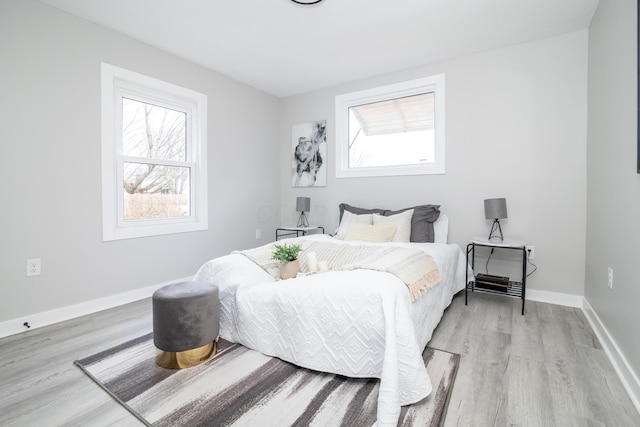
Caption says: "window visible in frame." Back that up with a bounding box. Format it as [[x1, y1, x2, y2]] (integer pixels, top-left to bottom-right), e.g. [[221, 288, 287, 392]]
[[101, 63, 208, 241], [335, 74, 445, 177]]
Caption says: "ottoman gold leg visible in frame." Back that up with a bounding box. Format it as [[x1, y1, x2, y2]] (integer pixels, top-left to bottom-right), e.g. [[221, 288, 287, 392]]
[[155, 340, 217, 369]]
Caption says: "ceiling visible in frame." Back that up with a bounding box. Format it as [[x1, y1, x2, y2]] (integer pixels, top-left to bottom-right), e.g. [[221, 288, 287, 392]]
[[37, 0, 600, 98]]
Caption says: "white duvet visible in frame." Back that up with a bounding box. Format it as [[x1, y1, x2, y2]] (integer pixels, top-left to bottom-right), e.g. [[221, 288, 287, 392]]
[[193, 234, 468, 426]]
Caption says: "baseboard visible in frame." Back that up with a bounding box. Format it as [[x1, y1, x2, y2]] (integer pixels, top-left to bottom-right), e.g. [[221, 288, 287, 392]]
[[525, 288, 584, 308], [582, 298, 640, 416], [0, 276, 191, 339]]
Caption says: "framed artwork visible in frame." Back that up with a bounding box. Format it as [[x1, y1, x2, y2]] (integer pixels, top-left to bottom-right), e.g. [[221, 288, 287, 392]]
[[291, 119, 327, 187]]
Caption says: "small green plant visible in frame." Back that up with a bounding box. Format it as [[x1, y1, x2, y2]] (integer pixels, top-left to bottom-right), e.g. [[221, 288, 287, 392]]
[[271, 243, 302, 264]]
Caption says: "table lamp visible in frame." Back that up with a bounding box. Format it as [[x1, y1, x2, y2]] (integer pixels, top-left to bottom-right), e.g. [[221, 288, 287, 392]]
[[296, 197, 310, 227], [484, 198, 507, 241]]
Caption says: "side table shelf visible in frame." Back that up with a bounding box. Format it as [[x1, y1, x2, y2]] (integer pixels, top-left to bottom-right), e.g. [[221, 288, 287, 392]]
[[465, 238, 527, 315], [466, 280, 522, 298], [276, 226, 325, 241]]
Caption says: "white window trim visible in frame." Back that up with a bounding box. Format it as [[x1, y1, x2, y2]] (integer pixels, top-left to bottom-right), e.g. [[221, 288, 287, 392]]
[[101, 63, 208, 241], [335, 74, 445, 178]]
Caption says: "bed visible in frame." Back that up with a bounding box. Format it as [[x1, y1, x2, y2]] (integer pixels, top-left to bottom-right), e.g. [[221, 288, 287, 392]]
[[193, 205, 469, 426]]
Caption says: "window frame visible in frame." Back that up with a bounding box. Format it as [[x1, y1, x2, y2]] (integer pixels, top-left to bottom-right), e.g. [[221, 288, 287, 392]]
[[335, 74, 445, 178], [101, 63, 208, 241]]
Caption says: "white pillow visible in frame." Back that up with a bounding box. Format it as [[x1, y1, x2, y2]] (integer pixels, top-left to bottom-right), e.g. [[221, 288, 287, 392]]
[[335, 210, 373, 239], [345, 224, 397, 242], [372, 209, 414, 242], [433, 214, 449, 243]]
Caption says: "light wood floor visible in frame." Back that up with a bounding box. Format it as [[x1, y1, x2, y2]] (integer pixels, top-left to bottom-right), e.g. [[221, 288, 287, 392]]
[[430, 293, 639, 426], [1, 292, 638, 426]]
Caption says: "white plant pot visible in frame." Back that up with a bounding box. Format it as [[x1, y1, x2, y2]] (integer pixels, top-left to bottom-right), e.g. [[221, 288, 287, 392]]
[[280, 259, 300, 280]]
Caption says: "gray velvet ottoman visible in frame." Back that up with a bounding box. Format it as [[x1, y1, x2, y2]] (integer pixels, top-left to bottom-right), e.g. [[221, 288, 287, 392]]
[[152, 281, 219, 369]]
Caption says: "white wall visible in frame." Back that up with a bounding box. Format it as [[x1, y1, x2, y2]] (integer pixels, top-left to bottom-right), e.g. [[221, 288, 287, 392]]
[[280, 31, 588, 297], [586, 0, 640, 396], [0, 0, 280, 325]]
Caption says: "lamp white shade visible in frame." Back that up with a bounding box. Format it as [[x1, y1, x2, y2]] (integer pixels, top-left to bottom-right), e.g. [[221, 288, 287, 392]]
[[484, 198, 507, 219], [296, 197, 310, 212]]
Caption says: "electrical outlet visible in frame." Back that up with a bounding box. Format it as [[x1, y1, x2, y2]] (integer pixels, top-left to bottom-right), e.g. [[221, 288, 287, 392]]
[[525, 245, 535, 260], [255, 229, 262, 239], [27, 259, 41, 277], [607, 267, 613, 289]]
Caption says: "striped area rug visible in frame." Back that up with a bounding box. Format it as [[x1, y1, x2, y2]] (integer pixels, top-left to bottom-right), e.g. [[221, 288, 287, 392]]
[[75, 333, 459, 426]]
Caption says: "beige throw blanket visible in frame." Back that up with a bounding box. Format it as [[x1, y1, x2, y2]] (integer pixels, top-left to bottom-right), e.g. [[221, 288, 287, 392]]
[[236, 241, 441, 302]]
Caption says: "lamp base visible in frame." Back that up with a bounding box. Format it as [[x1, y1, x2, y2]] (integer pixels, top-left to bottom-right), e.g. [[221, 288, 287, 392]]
[[297, 212, 309, 227], [488, 219, 504, 241]]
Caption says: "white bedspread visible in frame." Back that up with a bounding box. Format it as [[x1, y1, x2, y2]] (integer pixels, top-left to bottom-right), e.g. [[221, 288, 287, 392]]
[[193, 235, 468, 426]]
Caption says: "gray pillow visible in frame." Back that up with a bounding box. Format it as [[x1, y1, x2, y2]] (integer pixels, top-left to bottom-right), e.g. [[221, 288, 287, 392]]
[[338, 203, 387, 221], [338, 203, 441, 243], [384, 205, 441, 243]]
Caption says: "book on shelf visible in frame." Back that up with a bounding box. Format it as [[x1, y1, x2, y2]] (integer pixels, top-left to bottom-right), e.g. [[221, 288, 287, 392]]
[[475, 281, 509, 292], [473, 273, 510, 293], [475, 273, 510, 285]]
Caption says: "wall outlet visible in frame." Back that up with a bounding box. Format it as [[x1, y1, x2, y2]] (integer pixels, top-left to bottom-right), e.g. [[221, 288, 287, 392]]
[[525, 245, 535, 260], [255, 229, 262, 239], [607, 267, 613, 289], [27, 259, 41, 277]]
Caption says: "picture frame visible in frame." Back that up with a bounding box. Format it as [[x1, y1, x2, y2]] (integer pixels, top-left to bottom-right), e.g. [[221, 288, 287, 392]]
[[291, 119, 327, 187]]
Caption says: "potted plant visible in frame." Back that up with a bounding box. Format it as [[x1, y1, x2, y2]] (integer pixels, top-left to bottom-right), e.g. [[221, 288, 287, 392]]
[[272, 243, 302, 279]]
